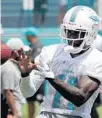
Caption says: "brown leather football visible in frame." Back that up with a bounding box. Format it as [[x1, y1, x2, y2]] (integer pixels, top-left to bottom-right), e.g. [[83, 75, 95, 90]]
[[1, 42, 12, 64]]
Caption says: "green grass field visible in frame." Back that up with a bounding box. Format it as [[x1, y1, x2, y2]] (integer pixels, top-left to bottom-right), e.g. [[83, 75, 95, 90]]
[[22, 103, 102, 118], [97, 106, 102, 118]]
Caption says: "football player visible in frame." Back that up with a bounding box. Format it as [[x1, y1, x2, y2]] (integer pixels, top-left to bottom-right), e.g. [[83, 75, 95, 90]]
[[19, 6, 102, 118]]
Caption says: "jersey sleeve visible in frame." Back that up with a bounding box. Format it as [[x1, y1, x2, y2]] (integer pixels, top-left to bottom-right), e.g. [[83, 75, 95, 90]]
[[20, 45, 57, 98], [20, 44, 60, 98], [1, 70, 15, 92], [21, 44, 59, 98], [85, 60, 102, 87], [20, 70, 44, 98], [35, 44, 59, 65], [93, 35, 102, 52]]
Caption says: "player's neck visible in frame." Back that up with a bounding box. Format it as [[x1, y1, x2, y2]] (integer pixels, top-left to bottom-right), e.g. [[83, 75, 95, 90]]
[[31, 38, 37, 44], [70, 48, 90, 58]]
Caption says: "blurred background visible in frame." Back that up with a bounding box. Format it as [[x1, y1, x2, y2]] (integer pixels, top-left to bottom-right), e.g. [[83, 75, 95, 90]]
[[1, 0, 102, 45], [1, 0, 102, 118]]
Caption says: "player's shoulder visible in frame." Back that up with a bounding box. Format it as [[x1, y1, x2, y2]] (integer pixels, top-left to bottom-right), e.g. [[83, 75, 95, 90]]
[[42, 44, 65, 54], [86, 48, 102, 63], [83, 48, 102, 83], [93, 34, 102, 51], [1, 60, 11, 74], [94, 34, 102, 44], [92, 48, 102, 57], [96, 34, 102, 40], [1, 60, 10, 68], [39, 44, 66, 62], [1, 60, 16, 73], [43, 44, 63, 50]]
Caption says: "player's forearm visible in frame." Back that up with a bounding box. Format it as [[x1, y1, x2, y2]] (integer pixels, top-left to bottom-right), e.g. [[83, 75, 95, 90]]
[[46, 78, 86, 107], [3, 90, 18, 115]]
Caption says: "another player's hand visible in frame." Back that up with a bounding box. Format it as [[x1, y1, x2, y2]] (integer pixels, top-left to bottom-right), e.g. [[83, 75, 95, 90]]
[[34, 61, 55, 79]]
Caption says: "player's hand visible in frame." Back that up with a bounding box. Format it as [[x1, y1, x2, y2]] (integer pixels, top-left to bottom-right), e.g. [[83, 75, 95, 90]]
[[34, 61, 55, 79], [11, 49, 37, 74]]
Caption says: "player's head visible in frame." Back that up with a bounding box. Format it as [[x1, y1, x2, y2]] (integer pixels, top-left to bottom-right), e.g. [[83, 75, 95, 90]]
[[60, 6, 101, 54], [6, 38, 30, 61], [7, 38, 24, 50], [24, 27, 38, 43]]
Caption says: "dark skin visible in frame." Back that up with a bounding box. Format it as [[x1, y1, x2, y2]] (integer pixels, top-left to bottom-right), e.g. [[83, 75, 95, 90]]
[[12, 46, 100, 107], [11, 48, 37, 75], [26, 35, 38, 45], [46, 75, 100, 107], [45, 45, 100, 107]]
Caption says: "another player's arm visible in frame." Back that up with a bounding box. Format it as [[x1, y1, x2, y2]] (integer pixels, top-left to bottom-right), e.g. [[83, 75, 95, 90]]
[[46, 76, 100, 107], [2, 70, 18, 117], [3, 89, 18, 117]]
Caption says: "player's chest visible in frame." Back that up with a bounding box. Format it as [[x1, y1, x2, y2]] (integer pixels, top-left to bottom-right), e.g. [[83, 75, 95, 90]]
[[50, 57, 81, 75], [50, 58, 86, 87]]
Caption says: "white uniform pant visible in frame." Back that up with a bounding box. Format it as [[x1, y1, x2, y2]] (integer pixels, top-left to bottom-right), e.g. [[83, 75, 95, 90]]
[[37, 111, 83, 118]]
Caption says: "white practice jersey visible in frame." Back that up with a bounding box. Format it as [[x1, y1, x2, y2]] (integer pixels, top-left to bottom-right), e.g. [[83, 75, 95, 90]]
[[35, 44, 102, 118], [93, 34, 102, 52]]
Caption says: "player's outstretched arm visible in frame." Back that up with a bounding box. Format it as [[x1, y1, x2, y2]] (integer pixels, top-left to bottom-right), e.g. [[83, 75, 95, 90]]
[[11, 49, 37, 77], [46, 76, 100, 107]]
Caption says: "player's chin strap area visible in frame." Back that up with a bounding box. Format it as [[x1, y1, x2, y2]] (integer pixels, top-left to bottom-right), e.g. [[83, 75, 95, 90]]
[[64, 45, 91, 55], [64, 45, 76, 52], [64, 45, 82, 54], [63, 37, 90, 54]]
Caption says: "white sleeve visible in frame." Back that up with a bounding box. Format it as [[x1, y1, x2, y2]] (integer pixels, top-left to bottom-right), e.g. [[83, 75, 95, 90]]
[[20, 70, 44, 98], [20, 45, 58, 98], [35, 44, 59, 64], [93, 35, 102, 52], [85, 62, 102, 87], [20, 45, 59, 98], [35, 46, 51, 64], [1, 70, 15, 91]]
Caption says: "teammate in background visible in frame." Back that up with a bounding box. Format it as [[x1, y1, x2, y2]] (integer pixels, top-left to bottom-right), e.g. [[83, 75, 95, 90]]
[[57, 0, 67, 26], [1, 41, 12, 118], [24, 27, 43, 63], [33, 0, 48, 27], [24, 27, 44, 118], [17, 6, 102, 118], [1, 38, 26, 118]]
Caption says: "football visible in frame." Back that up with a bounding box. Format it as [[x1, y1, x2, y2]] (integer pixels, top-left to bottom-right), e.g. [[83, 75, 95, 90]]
[[1, 42, 12, 63]]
